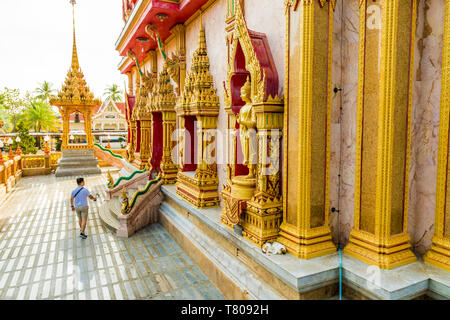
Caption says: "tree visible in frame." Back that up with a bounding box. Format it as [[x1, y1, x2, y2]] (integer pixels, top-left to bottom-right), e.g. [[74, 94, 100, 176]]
[[12, 122, 37, 155], [103, 84, 123, 102], [21, 100, 59, 148], [0, 88, 25, 132], [34, 81, 55, 103], [0, 108, 10, 133]]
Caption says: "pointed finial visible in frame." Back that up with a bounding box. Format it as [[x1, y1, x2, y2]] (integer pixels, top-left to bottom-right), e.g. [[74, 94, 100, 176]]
[[198, 11, 206, 51], [71, 0, 79, 70]]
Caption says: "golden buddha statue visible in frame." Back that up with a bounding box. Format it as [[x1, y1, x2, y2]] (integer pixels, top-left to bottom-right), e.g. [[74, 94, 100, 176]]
[[231, 76, 257, 200], [237, 77, 257, 178]]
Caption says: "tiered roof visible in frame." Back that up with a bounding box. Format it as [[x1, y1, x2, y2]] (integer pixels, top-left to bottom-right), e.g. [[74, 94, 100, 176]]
[[175, 20, 219, 117]]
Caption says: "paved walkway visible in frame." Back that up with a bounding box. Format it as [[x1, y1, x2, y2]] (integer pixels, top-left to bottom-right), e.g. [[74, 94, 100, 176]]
[[0, 172, 224, 300]]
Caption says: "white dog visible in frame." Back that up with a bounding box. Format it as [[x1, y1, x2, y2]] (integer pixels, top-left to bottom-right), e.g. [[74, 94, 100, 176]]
[[262, 241, 287, 255]]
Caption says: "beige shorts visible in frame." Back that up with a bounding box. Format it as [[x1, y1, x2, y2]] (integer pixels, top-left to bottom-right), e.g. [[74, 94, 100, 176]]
[[75, 206, 89, 218]]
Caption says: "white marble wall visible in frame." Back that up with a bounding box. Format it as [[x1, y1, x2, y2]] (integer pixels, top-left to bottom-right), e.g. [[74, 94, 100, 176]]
[[329, 0, 359, 246], [409, 0, 444, 254]]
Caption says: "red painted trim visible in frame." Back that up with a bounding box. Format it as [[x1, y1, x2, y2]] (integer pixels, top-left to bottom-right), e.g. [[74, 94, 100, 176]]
[[118, 0, 209, 73]]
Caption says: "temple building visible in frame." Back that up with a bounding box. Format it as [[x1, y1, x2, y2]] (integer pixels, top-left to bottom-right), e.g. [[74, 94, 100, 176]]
[[112, 0, 450, 299], [92, 97, 127, 132]]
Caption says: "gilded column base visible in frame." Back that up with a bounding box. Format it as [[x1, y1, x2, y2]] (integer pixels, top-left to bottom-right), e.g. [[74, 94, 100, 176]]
[[241, 198, 282, 248], [176, 171, 219, 209], [161, 164, 178, 185], [277, 223, 336, 259], [221, 187, 283, 247], [344, 230, 417, 269], [221, 185, 246, 228], [132, 154, 149, 170], [424, 237, 450, 272]]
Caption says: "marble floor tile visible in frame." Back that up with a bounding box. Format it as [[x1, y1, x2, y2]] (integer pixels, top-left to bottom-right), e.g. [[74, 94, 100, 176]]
[[0, 173, 223, 300]]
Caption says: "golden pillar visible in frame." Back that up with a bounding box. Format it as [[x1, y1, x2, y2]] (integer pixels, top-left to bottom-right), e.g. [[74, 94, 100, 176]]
[[128, 119, 137, 163], [127, 71, 133, 95], [151, 65, 177, 183], [84, 110, 94, 148], [138, 118, 151, 169], [424, 1, 450, 272], [169, 24, 186, 95], [161, 111, 178, 183], [344, 0, 417, 269], [277, 0, 336, 259]]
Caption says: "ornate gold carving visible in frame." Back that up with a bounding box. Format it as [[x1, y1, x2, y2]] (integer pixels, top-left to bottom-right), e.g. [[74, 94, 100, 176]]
[[121, 187, 130, 214], [107, 170, 114, 189], [175, 19, 220, 208], [424, 0, 450, 272], [149, 64, 178, 183], [224, 3, 266, 107], [134, 69, 157, 169]]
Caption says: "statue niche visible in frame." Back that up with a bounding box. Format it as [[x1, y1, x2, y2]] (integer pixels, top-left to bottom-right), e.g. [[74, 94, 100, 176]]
[[221, 2, 284, 247]]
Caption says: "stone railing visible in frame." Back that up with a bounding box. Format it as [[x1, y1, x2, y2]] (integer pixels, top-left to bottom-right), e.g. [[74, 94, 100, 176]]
[[50, 152, 62, 171], [117, 175, 163, 237], [105, 168, 148, 200], [93, 144, 128, 168], [21, 154, 52, 176], [0, 155, 23, 196]]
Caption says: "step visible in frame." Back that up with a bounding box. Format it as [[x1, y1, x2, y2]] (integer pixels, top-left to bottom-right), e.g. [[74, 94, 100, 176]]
[[99, 201, 120, 231], [109, 198, 123, 218], [55, 166, 101, 177], [61, 149, 96, 157], [58, 156, 98, 162], [58, 161, 99, 167]]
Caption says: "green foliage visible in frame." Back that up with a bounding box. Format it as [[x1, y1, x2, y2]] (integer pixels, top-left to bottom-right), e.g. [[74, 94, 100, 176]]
[[34, 81, 55, 103], [21, 99, 59, 133], [0, 108, 10, 132], [20, 99, 59, 149], [103, 84, 123, 102], [0, 87, 26, 132], [12, 122, 37, 155]]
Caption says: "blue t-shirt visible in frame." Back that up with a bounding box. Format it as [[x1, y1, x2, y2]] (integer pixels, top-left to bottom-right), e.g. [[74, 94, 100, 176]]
[[71, 186, 91, 207]]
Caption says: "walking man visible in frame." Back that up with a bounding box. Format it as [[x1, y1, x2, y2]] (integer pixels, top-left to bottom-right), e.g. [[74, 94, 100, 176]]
[[71, 177, 97, 239]]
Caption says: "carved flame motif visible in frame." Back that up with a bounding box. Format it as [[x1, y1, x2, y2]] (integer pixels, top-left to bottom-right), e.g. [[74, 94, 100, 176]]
[[150, 64, 176, 113], [134, 71, 157, 120], [224, 197, 246, 226], [225, 2, 266, 107]]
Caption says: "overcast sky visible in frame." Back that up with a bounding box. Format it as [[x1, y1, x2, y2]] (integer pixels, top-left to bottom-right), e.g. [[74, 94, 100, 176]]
[[0, 0, 125, 100]]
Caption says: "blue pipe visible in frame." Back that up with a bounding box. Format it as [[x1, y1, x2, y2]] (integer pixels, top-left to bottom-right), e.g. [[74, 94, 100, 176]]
[[339, 248, 342, 300]]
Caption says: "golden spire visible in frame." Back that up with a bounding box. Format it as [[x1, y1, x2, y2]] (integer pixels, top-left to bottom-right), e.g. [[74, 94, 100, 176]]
[[198, 13, 207, 52], [50, 0, 101, 107], [71, 1, 79, 70]]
